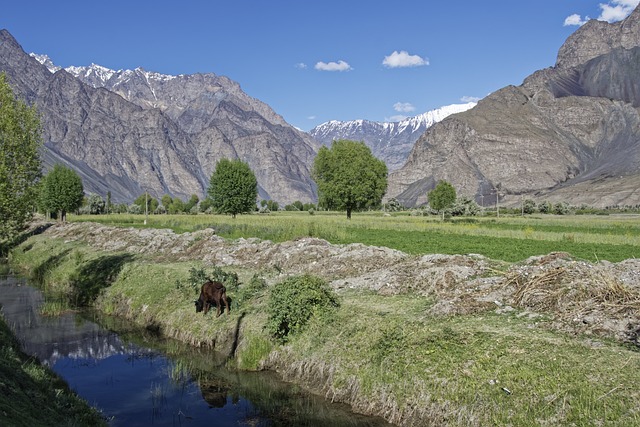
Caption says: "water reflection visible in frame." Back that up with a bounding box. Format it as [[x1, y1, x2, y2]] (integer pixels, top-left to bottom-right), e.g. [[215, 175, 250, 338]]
[[0, 276, 390, 426]]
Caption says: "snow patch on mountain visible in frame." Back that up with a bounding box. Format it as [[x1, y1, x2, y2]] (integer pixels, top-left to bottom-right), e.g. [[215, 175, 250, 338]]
[[31, 54, 177, 88], [309, 102, 477, 171], [30, 53, 61, 73]]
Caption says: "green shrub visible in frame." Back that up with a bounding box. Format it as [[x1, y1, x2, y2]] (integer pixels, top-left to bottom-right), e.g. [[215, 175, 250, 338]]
[[234, 274, 267, 308], [267, 274, 339, 343]]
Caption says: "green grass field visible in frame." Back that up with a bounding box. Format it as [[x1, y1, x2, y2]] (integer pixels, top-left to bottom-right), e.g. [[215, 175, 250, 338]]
[[8, 213, 640, 426], [71, 211, 640, 263]]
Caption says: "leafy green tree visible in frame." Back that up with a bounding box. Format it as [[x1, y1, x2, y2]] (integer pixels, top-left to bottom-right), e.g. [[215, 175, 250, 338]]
[[451, 195, 480, 216], [312, 139, 387, 219], [134, 193, 158, 214], [523, 199, 536, 215], [168, 198, 185, 214], [208, 158, 258, 218], [428, 180, 457, 220], [266, 200, 279, 212], [106, 191, 112, 214], [199, 197, 214, 213], [538, 200, 552, 214], [85, 193, 105, 214], [0, 73, 42, 240], [161, 194, 173, 211], [40, 164, 84, 222], [185, 194, 200, 212]]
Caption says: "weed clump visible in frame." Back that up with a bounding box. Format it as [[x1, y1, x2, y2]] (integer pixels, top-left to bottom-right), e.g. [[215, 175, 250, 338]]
[[267, 274, 339, 343]]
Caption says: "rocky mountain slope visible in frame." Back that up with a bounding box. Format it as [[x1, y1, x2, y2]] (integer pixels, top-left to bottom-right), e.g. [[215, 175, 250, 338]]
[[309, 103, 476, 171], [387, 5, 640, 208], [0, 29, 318, 205]]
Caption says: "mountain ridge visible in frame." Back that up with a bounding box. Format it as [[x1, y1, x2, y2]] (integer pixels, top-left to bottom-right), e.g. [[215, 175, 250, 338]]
[[0, 30, 319, 205], [309, 102, 476, 171], [386, 5, 640, 208]]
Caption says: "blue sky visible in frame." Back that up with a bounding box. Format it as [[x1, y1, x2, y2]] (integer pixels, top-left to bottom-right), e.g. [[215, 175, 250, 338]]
[[2, 1, 638, 131]]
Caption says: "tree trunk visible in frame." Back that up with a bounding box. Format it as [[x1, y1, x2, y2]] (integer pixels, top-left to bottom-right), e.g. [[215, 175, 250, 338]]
[[346, 208, 352, 219]]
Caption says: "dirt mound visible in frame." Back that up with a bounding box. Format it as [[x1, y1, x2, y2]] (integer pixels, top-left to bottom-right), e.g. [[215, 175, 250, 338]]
[[43, 221, 640, 347]]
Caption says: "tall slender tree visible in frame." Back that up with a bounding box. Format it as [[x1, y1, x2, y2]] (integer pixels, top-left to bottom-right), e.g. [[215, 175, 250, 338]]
[[0, 73, 42, 241]]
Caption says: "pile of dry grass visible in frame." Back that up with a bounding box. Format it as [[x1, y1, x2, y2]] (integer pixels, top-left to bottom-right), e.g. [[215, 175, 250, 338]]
[[504, 261, 640, 346]]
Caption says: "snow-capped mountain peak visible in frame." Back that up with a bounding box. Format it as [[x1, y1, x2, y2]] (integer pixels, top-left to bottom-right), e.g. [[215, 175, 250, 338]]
[[29, 53, 61, 73], [309, 102, 477, 171]]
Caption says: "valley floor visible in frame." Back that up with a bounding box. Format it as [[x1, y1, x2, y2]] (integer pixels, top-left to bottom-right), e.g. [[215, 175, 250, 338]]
[[5, 219, 640, 426]]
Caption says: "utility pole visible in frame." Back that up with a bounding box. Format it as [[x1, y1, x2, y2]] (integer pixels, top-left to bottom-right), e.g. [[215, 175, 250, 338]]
[[144, 190, 148, 225]]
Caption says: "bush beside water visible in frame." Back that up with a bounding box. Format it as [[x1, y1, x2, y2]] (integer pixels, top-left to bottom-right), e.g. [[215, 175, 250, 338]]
[[5, 221, 640, 426]]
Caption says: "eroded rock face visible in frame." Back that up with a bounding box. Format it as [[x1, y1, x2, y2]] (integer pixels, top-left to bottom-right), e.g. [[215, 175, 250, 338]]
[[387, 6, 640, 208], [0, 29, 318, 205]]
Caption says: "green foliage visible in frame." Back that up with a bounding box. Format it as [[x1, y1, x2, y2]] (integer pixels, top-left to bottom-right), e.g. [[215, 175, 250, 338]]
[[538, 200, 552, 214], [185, 194, 200, 212], [450, 195, 480, 216], [168, 198, 185, 214], [0, 316, 107, 426], [39, 164, 84, 222], [84, 193, 105, 214], [234, 274, 268, 309], [105, 191, 112, 214], [523, 198, 536, 214], [208, 158, 258, 218], [312, 139, 388, 219], [266, 199, 279, 212], [267, 274, 340, 343], [0, 73, 42, 241], [554, 201, 571, 215], [199, 197, 214, 213], [161, 194, 173, 210], [383, 198, 404, 212], [428, 180, 457, 218], [134, 193, 159, 214]]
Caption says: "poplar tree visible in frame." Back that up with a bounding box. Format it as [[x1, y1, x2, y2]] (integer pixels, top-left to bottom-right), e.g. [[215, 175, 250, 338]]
[[208, 158, 257, 218], [0, 73, 42, 241]]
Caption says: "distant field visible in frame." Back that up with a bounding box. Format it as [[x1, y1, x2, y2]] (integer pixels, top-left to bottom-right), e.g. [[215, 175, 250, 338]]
[[71, 212, 640, 263]]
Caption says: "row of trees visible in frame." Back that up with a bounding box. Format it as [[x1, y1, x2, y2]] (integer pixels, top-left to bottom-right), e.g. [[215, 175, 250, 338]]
[[2, 68, 602, 242]]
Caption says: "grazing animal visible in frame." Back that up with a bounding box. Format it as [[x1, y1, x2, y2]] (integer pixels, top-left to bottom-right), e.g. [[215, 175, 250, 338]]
[[195, 280, 230, 317]]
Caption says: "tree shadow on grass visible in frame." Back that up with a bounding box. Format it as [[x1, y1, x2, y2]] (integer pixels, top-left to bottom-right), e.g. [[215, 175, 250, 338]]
[[70, 253, 135, 306], [31, 248, 73, 284], [0, 223, 54, 257]]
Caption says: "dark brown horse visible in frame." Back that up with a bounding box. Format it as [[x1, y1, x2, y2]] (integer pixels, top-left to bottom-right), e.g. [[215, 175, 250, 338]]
[[194, 280, 230, 317]]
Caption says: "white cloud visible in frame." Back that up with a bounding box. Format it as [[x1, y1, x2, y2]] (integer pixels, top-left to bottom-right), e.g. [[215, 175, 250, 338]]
[[564, 0, 639, 26], [460, 96, 480, 103], [382, 51, 429, 68], [314, 60, 352, 72], [385, 114, 407, 122], [307, 115, 316, 120], [393, 102, 415, 113], [563, 13, 588, 26], [598, 0, 639, 22], [295, 63, 307, 69]]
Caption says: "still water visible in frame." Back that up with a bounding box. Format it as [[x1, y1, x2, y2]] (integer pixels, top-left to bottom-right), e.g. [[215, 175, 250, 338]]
[[0, 276, 390, 427]]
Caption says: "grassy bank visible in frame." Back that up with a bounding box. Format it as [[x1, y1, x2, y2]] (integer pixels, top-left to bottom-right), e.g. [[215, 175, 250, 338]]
[[72, 212, 640, 262], [0, 271, 106, 427], [7, 227, 640, 427]]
